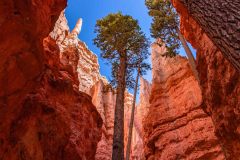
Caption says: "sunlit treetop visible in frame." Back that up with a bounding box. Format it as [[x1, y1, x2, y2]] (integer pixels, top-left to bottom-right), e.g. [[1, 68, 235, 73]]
[[145, 0, 180, 57], [94, 12, 150, 89]]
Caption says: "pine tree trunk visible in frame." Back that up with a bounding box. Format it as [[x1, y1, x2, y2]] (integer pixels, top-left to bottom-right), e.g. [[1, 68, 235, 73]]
[[174, 0, 240, 72], [112, 55, 127, 160], [125, 65, 140, 160], [176, 27, 200, 83]]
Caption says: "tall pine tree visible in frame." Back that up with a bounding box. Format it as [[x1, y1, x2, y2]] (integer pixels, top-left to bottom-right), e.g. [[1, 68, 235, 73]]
[[145, 0, 199, 82], [93, 13, 149, 160]]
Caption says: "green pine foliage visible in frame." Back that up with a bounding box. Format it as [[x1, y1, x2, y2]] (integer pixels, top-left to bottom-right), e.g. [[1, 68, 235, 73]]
[[145, 0, 180, 57], [94, 12, 150, 89], [93, 12, 150, 159]]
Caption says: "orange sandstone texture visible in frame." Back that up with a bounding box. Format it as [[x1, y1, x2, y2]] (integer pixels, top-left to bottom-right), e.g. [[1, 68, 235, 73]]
[[131, 77, 152, 160], [138, 77, 152, 127], [90, 80, 116, 160], [90, 80, 136, 160], [0, 1, 103, 159], [172, 1, 240, 159], [90, 79, 144, 160], [50, 12, 101, 95], [143, 41, 224, 160]]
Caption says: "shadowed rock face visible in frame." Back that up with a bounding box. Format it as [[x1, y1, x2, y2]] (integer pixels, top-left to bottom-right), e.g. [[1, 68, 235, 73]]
[[172, 1, 240, 159], [0, 0, 66, 104], [143, 41, 224, 160], [0, 1, 103, 159]]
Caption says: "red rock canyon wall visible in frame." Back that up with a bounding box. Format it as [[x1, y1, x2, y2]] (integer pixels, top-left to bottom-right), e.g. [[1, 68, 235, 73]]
[[143, 41, 224, 160], [0, 1, 103, 159], [90, 79, 136, 160], [172, 1, 240, 159]]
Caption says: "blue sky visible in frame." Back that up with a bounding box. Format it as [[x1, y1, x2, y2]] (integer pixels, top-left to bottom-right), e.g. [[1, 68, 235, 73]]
[[65, 0, 195, 96]]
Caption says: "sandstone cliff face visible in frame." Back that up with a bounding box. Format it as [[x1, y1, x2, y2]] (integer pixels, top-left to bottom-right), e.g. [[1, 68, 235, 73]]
[[50, 13, 101, 95], [50, 13, 111, 159], [143, 41, 224, 160], [49, 11, 70, 48], [0, 1, 103, 159], [90, 80, 116, 160], [172, 1, 240, 159], [90, 80, 136, 160], [138, 77, 152, 125]]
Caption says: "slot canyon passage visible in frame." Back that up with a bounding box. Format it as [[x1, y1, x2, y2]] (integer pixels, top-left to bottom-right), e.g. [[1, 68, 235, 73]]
[[0, 0, 239, 160]]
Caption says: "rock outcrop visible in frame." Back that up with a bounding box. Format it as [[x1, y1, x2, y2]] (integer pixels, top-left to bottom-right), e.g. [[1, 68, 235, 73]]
[[0, 1, 103, 159], [50, 12, 101, 95], [172, 1, 240, 159], [143, 41, 224, 160]]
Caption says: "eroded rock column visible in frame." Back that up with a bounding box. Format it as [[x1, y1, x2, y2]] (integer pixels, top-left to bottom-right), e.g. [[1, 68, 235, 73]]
[[143, 41, 224, 160]]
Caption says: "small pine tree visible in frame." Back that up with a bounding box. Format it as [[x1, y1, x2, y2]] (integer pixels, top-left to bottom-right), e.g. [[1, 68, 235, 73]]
[[146, 0, 180, 57], [93, 12, 149, 160]]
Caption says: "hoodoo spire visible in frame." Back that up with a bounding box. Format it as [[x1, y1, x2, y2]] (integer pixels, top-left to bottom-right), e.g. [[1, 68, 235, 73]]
[[71, 18, 83, 36]]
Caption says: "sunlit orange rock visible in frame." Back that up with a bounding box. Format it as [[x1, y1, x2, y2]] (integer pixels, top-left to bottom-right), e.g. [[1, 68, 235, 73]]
[[50, 12, 101, 95], [143, 41, 224, 160], [172, 1, 240, 158], [138, 77, 152, 126], [130, 77, 152, 160], [90, 79, 135, 160], [90, 79, 116, 160]]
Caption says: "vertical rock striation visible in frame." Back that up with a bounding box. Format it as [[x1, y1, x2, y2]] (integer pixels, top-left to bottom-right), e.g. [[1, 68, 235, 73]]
[[143, 41, 224, 160], [0, 1, 103, 159], [130, 77, 152, 160], [90, 79, 115, 160], [90, 80, 135, 160], [172, 1, 240, 158], [138, 77, 152, 124]]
